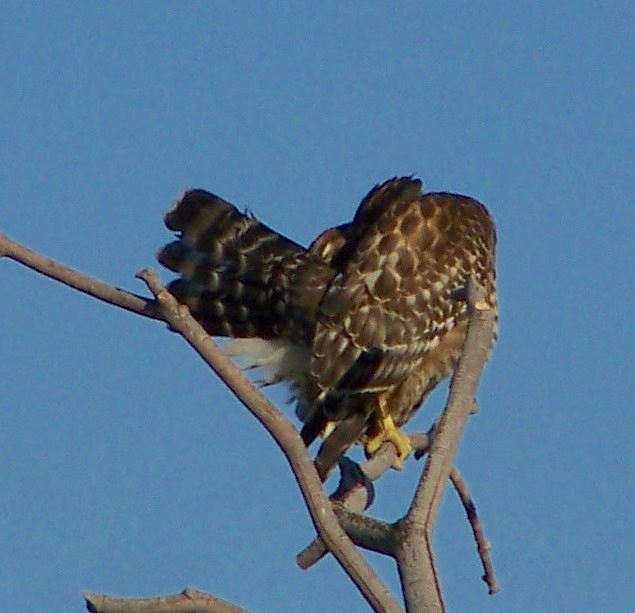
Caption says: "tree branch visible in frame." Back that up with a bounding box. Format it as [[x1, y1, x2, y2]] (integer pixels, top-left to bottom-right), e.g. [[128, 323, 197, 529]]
[[297, 433, 431, 570], [297, 417, 498, 600], [394, 277, 497, 613], [84, 587, 251, 613], [137, 268, 402, 613], [449, 467, 500, 595], [4, 228, 499, 612], [1, 232, 401, 613], [0, 232, 157, 319]]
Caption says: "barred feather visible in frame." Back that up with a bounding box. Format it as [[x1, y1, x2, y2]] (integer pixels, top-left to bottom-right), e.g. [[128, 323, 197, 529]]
[[158, 179, 497, 479], [158, 189, 334, 341]]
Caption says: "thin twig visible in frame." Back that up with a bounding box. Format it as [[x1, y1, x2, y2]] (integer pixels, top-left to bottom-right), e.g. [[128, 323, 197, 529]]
[[0, 232, 157, 319], [449, 467, 500, 595]]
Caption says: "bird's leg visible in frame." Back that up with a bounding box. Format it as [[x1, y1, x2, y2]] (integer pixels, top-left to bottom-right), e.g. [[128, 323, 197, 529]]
[[364, 393, 412, 468]]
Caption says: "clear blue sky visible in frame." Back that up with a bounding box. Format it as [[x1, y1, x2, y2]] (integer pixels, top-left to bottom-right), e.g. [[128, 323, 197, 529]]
[[1, 3, 633, 612]]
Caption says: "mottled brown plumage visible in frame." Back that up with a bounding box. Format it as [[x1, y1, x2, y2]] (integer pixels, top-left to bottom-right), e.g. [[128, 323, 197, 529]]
[[158, 177, 497, 479]]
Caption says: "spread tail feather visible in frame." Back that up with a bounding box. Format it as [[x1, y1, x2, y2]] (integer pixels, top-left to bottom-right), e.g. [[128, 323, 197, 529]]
[[158, 189, 333, 340]]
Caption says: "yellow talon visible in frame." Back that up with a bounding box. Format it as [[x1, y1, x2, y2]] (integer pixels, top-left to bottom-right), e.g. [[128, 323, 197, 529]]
[[364, 396, 413, 468]]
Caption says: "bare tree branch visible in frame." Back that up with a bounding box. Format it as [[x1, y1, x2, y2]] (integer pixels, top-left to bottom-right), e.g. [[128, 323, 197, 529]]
[[4, 229, 499, 612], [136, 268, 402, 613], [298, 430, 496, 584], [297, 433, 431, 570], [331, 502, 395, 556], [0, 232, 156, 319], [1, 232, 401, 613], [394, 278, 497, 613], [84, 587, 251, 613], [449, 467, 500, 595]]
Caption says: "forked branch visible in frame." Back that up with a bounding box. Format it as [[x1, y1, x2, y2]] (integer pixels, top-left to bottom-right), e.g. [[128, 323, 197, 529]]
[[138, 268, 400, 612], [2, 230, 498, 613], [394, 277, 497, 612], [296, 278, 499, 612], [0, 232, 400, 613]]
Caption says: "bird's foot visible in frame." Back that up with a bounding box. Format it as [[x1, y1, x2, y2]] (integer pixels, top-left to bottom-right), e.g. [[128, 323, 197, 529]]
[[364, 413, 412, 469]]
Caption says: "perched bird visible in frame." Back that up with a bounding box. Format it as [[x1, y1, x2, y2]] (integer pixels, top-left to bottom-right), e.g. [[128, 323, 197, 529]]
[[158, 177, 497, 479]]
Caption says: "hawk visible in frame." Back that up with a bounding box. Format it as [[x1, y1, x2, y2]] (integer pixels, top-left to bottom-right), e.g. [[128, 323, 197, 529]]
[[158, 177, 497, 479]]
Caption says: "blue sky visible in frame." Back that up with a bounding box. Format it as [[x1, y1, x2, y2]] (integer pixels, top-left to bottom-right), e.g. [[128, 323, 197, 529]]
[[1, 3, 633, 612]]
